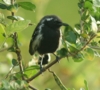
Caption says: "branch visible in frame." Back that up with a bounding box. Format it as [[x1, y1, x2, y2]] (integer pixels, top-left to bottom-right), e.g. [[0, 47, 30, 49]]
[[13, 32, 24, 80], [5, 66, 14, 79], [29, 85, 37, 90], [78, 34, 97, 52], [26, 57, 61, 82], [26, 34, 97, 82], [0, 47, 11, 52]]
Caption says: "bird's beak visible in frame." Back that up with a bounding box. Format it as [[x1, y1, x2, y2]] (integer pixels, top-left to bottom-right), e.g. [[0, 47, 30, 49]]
[[61, 23, 68, 26]]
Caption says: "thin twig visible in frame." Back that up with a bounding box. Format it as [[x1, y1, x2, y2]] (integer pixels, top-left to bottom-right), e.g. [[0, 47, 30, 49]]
[[13, 32, 24, 80], [78, 34, 96, 52], [29, 85, 37, 90], [11, 0, 14, 23], [5, 66, 14, 79], [0, 46, 11, 52]]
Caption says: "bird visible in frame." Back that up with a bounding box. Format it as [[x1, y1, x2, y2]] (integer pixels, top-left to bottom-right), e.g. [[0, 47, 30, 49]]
[[38, 54, 51, 65], [29, 15, 68, 70]]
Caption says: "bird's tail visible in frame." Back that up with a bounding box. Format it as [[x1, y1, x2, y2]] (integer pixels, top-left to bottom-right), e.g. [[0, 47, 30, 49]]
[[38, 54, 51, 65]]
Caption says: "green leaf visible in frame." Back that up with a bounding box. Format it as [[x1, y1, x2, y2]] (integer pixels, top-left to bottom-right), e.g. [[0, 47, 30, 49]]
[[75, 24, 80, 30], [12, 58, 18, 66], [0, 12, 5, 21], [73, 53, 84, 62], [24, 65, 39, 78], [7, 4, 18, 13], [84, 48, 94, 61], [45, 89, 51, 90], [68, 44, 79, 52], [0, 3, 8, 9], [2, 0, 11, 5], [84, 80, 89, 90], [0, 23, 6, 34], [18, 2, 36, 11], [7, 16, 18, 21], [57, 48, 68, 57], [93, 0, 100, 7], [64, 25, 73, 35], [7, 46, 15, 52], [65, 31, 77, 44], [80, 33, 88, 38], [7, 16, 24, 21], [51, 72, 67, 90], [6, 20, 31, 34], [84, 1, 93, 9], [90, 15, 98, 33], [64, 26, 77, 44]]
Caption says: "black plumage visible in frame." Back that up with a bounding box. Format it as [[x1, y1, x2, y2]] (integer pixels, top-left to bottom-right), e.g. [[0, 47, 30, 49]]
[[29, 15, 68, 66]]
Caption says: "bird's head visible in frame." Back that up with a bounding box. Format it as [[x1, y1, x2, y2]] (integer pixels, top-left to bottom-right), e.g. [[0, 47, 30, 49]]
[[40, 15, 68, 29]]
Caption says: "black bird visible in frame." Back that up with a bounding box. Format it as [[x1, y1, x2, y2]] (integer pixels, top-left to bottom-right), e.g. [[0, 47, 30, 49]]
[[29, 15, 68, 69]]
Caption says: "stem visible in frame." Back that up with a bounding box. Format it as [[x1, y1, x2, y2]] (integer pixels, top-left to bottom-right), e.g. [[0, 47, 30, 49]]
[[29, 85, 37, 90], [11, 0, 15, 23], [13, 32, 24, 80], [27, 57, 61, 82], [10, 0, 24, 80], [26, 34, 96, 82], [5, 66, 14, 79]]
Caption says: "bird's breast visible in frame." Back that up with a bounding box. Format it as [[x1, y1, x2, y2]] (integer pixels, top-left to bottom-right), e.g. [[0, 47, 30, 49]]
[[37, 27, 61, 54]]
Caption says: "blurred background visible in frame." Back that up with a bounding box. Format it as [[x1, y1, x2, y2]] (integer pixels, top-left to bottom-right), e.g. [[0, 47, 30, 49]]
[[0, 0, 100, 90]]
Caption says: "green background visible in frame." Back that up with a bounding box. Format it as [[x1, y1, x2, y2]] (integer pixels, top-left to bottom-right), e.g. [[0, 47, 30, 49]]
[[0, 0, 100, 90]]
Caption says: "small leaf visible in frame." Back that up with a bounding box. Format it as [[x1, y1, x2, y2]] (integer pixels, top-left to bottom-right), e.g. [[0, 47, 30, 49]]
[[90, 15, 98, 33], [0, 23, 6, 34], [93, 0, 100, 7], [64, 26, 77, 44], [84, 1, 93, 10], [12, 58, 18, 66], [51, 72, 67, 90], [6, 20, 31, 34], [64, 25, 73, 36], [73, 53, 84, 62], [7, 4, 18, 13], [0, 12, 5, 21], [7, 16, 18, 21], [80, 33, 88, 38], [7, 46, 15, 52], [68, 44, 79, 52], [65, 31, 77, 44], [16, 16, 24, 21], [84, 48, 94, 61], [45, 89, 51, 90], [24, 65, 39, 78], [7, 16, 24, 21], [84, 80, 89, 90], [57, 48, 68, 57], [2, 0, 11, 5], [75, 24, 80, 30], [0, 3, 8, 9], [18, 2, 36, 11]]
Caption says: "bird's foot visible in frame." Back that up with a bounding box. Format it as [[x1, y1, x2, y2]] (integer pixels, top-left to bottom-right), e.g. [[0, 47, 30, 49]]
[[53, 53, 60, 62], [40, 65, 43, 73]]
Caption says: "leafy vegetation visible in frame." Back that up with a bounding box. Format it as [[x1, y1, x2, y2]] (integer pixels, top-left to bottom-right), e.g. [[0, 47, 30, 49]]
[[0, 0, 100, 90]]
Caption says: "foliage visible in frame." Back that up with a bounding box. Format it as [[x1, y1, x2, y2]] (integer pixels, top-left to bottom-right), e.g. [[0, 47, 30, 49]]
[[0, 0, 100, 90]]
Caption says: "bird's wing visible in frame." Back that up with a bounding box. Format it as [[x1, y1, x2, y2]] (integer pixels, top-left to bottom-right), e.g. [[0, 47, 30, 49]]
[[29, 23, 43, 55]]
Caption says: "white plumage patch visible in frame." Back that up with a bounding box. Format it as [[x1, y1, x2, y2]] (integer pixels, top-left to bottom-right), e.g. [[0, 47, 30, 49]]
[[32, 34, 42, 51], [46, 18, 53, 21], [39, 24, 44, 33], [47, 54, 51, 62], [32, 24, 44, 51], [57, 29, 62, 50]]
